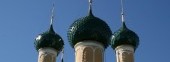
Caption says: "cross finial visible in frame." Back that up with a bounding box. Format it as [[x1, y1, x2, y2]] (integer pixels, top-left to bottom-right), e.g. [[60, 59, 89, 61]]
[[89, 0, 92, 4], [121, 0, 125, 23], [50, 3, 55, 25], [88, 0, 93, 15], [120, 0, 127, 28]]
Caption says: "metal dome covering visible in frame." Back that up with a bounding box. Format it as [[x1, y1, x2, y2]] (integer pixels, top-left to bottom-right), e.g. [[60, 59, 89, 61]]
[[35, 25, 64, 52], [67, 13, 112, 48], [111, 22, 139, 50]]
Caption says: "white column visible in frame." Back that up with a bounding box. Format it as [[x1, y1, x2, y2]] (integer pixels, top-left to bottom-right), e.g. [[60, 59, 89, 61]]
[[74, 41, 104, 62], [115, 45, 134, 62], [38, 47, 57, 62]]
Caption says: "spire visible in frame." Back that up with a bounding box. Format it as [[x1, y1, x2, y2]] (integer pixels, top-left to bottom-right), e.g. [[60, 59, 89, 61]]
[[50, 3, 55, 26], [88, 0, 93, 15]]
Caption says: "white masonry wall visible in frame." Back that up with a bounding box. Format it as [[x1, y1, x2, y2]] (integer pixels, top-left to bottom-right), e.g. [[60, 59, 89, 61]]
[[115, 45, 134, 62], [74, 41, 104, 62], [38, 47, 57, 62]]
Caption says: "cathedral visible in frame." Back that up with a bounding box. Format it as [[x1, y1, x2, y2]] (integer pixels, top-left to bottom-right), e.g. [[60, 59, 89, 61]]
[[34, 0, 139, 62]]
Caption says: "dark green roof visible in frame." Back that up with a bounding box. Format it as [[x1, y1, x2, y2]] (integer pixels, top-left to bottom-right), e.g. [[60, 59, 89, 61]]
[[34, 25, 64, 52], [67, 12, 112, 48], [111, 22, 139, 50]]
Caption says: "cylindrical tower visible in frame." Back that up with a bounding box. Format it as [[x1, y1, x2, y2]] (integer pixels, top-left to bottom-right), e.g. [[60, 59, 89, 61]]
[[67, 0, 112, 62], [111, 0, 139, 62], [34, 5, 64, 62]]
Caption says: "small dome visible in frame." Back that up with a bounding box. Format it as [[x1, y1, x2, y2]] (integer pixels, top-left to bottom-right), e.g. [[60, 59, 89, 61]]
[[111, 22, 139, 50], [67, 13, 112, 48], [34, 25, 64, 52]]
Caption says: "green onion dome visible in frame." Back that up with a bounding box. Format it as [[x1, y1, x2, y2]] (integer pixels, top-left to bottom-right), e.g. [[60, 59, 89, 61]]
[[67, 11, 112, 48], [35, 25, 64, 52], [111, 22, 139, 50]]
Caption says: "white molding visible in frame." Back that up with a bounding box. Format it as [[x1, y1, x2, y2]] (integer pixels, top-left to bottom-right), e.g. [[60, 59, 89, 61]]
[[115, 45, 134, 53], [38, 47, 57, 56], [74, 40, 104, 50]]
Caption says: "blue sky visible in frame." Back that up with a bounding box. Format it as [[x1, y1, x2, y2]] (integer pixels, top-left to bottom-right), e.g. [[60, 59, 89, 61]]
[[0, 0, 170, 62]]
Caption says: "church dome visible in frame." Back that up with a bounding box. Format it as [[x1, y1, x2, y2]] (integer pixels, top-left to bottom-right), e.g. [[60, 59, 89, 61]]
[[111, 22, 139, 50], [67, 12, 112, 48], [35, 25, 64, 52]]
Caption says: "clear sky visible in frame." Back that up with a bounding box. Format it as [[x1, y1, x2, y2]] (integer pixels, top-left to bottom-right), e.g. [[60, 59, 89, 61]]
[[0, 0, 170, 62]]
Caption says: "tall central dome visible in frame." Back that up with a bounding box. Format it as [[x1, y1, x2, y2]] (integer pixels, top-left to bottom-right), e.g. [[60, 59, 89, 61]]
[[67, 0, 112, 48]]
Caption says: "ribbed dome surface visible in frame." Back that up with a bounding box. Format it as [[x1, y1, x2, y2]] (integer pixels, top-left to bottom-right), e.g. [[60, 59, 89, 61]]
[[111, 23, 139, 50], [67, 13, 112, 48], [35, 25, 64, 52]]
